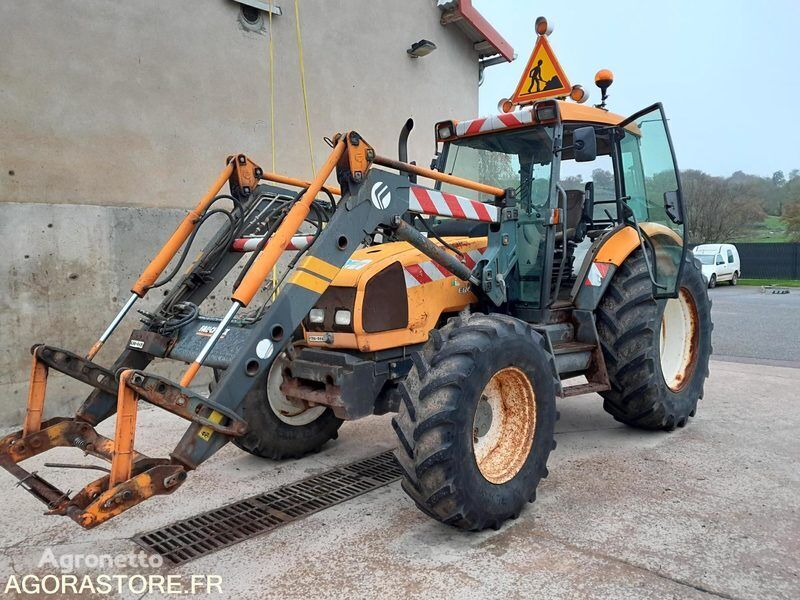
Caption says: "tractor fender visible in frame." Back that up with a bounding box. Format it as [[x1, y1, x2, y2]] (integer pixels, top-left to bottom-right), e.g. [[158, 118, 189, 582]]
[[573, 223, 681, 310]]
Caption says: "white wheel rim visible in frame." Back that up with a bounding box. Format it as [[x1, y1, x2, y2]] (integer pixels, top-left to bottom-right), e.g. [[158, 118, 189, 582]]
[[659, 289, 699, 391], [472, 367, 536, 484], [267, 354, 326, 426]]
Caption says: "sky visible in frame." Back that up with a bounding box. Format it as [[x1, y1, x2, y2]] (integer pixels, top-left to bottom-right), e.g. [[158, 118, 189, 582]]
[[474, 0, 800, 178]]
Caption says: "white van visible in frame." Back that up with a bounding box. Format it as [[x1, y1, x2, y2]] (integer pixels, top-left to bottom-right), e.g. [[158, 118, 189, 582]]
[[692, 244, 741, 288]]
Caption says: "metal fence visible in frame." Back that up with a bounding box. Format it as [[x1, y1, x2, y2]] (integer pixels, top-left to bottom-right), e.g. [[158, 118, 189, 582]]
[[730, 243, 800, 280]]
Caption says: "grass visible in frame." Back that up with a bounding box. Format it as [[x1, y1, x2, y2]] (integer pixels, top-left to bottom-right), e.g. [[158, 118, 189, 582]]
[[738, 279, 800, 287], [733, 215, 791, 243]]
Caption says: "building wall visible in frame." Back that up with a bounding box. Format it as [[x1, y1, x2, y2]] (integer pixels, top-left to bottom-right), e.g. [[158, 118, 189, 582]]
[[0, 0, 480, 425]]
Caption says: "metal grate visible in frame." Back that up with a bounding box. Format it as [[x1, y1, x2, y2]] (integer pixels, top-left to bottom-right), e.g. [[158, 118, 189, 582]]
[[133, 450, 401, 565]]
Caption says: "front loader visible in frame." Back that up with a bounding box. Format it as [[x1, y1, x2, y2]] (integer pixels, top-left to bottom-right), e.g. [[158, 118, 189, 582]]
[[1, 26, 711, 532]]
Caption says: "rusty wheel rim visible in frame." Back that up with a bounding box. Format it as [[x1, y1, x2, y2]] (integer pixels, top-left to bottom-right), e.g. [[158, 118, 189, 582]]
[[268, 354, 326, 426], [472, 367, 537, 484], [659, 288, 699, 391]]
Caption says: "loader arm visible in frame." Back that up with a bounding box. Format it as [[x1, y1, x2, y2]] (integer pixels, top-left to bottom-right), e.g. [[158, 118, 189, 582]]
[[0, 131, 514, 527]]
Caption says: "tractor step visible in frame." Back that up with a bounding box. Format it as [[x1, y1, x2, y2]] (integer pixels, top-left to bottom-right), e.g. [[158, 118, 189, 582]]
[[559, 381, 611, 398], [551, 340, 596, 355]]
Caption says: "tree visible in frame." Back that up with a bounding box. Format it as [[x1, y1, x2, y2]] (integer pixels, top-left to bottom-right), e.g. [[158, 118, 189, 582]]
[[592, 168, 615, 198], [783, 203, 800, 242], [560, 174, 583, 190], [773, 170, 786, 187], [681, 170, 765, 243]]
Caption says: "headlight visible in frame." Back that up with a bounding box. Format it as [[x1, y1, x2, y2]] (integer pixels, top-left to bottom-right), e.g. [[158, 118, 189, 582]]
[[309, 308, 325, 323], [334, 310, 351, 327]]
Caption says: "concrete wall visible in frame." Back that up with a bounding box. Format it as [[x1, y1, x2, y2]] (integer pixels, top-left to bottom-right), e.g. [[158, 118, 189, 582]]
[[0, 0, 481, 424]]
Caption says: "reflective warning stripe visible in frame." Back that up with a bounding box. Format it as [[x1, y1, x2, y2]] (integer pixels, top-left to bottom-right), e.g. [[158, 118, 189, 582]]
[[454, 110, 534, 138], [585, 262, 611, 286], [409, 187, 499, 223], [231, 235, 316, 252], [404, 247, 486, 288]]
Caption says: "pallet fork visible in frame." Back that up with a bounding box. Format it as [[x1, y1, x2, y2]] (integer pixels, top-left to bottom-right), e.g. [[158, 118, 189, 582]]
[[0, 132, 509, 527]]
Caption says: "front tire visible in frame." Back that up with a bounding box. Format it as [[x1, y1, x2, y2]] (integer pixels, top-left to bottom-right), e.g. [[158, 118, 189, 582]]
[[708, 273, 717, 288], [392, 314, 558, 531], [232, 354, 343, 460], [596, 250, 712, 431]]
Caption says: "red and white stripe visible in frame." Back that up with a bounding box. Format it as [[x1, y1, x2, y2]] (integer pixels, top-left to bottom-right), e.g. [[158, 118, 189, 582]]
[[454, 109, 534, 138], [409, 187, 499, 223], [585, 262, 611, 287], [231, 235, 316, 253], [404, 247, 486, 288]]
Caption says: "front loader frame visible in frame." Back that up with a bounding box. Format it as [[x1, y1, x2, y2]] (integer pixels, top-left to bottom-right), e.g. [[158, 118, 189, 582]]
[[0, 131, 516, 527]]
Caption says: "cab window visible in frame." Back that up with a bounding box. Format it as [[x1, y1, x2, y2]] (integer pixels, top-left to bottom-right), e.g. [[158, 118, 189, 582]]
[[440, 126, 555, 206], [618, 103, 685, 298]]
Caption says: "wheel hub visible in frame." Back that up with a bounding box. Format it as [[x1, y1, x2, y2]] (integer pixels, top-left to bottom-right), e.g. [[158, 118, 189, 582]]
[[267, 355, 326, 426], [472, 367, 537, 485], [473, 395, 493, 439], [659, 288, 699, 391]]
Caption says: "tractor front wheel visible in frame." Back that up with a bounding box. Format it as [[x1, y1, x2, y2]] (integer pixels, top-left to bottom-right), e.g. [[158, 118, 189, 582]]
[[232, 353, 343, 460], [392, 313, 558, 531]]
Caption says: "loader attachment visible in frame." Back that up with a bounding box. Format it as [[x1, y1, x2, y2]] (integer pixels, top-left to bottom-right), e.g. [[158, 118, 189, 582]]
[[0, 349, 187, 527], [0, 133, 507, 528]]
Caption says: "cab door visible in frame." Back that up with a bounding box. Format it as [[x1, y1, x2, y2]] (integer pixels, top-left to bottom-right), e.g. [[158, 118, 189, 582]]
[[617, 103, 686, 299]]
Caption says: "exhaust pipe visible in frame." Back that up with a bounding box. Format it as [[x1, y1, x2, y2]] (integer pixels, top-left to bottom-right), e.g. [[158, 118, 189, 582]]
[[398, 118, 416, 183]]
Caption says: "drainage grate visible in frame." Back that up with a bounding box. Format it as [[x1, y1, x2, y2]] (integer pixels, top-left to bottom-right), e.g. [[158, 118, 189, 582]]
[[133, 450, 402, 565]]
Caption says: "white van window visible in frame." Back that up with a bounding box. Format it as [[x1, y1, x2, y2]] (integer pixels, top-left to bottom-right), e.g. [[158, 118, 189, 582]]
[[727, 249, 734, 263], [696, 255, 714, 265], [716, 255, 725, 265]]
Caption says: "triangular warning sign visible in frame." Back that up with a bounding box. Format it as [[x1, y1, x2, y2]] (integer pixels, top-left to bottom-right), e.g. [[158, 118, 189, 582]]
[[510, 36, 571, 105]]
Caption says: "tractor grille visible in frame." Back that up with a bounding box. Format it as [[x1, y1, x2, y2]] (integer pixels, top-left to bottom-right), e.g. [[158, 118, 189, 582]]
[[133, 450, 401, 565]]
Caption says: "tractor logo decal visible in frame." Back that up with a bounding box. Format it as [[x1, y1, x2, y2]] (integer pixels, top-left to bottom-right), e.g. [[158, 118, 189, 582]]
[[511, 35, 571, 104], [343, 258, 372, 270], [371, 182, 392, 209], [404, 247, 486, 288]]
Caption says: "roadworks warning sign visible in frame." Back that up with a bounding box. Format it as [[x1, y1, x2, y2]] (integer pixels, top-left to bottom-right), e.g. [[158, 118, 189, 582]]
[[511, 35, 571, 104]]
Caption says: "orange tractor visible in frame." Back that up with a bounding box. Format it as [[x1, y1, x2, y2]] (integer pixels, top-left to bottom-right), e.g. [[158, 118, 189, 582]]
[[0, 18, 710, 531]]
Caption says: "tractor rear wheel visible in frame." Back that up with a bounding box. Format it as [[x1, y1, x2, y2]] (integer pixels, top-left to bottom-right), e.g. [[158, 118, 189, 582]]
[[392, 313, 558, 531], [596, 249, 712, 430], [232, 353, 343, 460]]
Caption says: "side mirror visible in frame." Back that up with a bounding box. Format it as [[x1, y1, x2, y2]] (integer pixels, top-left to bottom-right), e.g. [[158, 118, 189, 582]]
[[573, 126, 597, 162], [663, 190, 683, 224]]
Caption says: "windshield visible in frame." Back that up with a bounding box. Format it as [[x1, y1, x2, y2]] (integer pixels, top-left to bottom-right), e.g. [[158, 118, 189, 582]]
[[441, 126, 555, 207], [695, 254, 714, 265]]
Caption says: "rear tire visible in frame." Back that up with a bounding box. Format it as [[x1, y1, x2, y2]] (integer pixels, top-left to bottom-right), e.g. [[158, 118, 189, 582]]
[[392, 313, 558, 531], [231, 354, 343, 460], [596, 249, 712, 431], [730, 271, 738, 286]]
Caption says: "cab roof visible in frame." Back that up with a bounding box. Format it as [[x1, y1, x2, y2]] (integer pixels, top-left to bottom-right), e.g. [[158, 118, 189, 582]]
[[442, 100, 628, 142]]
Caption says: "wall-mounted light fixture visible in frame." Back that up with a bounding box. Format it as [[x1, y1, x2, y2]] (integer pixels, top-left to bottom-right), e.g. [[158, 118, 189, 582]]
[[407, 39, 437, 58], [233, 0, 282, 32]]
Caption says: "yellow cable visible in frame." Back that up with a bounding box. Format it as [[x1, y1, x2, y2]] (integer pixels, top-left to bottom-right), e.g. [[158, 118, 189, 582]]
[[294, 0, 316, 177], [269, 1, 278, 297]]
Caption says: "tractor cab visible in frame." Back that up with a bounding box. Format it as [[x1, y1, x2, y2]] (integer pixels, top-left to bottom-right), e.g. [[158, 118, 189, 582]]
[[431, 98, 686, 312]]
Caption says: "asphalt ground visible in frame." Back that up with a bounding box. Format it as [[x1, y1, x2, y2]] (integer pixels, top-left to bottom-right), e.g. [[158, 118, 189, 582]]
[[708, 285, 800, 367], [0, 358, 797, 599]]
